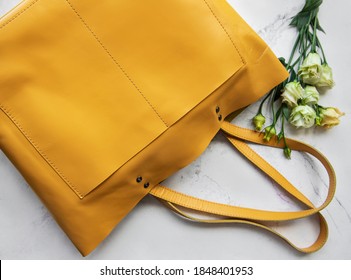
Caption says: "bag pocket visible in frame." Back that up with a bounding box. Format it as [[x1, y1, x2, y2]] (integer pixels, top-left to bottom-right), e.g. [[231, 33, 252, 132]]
[[0, 0, 244, 198]]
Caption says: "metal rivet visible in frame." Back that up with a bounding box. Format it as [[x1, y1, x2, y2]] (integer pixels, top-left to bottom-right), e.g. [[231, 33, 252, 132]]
[[144, 182, 150, 189], [218, 115, 222, 121], [216, 106, 220, 113], [136, 176, 143, 183]]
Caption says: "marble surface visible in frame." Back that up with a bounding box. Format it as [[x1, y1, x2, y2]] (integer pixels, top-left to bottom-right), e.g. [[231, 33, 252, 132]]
[[0, 0, 350, 260]]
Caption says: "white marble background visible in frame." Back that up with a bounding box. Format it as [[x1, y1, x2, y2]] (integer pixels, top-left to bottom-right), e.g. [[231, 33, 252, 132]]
[[0, 0, 350, 259]]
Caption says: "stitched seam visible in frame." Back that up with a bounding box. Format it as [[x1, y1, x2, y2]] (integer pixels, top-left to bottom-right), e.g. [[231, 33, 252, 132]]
[[63, 0, 169, 127], [202, 0, 245, 64], [0, 0, 41, 30], [153, 187, 262, 220], [152, 186, 315, 221], [0, 105, 84, 198]]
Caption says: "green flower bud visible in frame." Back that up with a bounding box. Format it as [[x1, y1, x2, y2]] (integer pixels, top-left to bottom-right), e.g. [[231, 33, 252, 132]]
[[263, 125, 276, 142], [277, 131, 284, 142], [289, 105, 316, 128], [253, 113, 266, 131], [315, 114, 323, 126], [284, 146, 292, 159], [298, 53, 323, 85]]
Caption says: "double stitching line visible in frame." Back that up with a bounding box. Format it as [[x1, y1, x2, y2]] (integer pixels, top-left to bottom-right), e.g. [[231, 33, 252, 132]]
[[0, 105, 84, 198], [202, 0, 245, 64], [0, 0, 41, 30], [63, 0, 169, 127]]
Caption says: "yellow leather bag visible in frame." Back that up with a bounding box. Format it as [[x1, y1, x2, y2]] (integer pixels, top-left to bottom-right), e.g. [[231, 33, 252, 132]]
[[0, 0, 335, 256]]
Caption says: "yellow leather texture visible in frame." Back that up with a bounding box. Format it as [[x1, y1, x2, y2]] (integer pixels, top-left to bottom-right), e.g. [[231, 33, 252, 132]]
[[0, 0, 288, 256]]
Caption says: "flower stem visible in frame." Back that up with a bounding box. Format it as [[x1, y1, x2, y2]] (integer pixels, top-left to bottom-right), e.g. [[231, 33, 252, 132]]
[[257, 90, 272, 114], [302, 26, 309, 59], [311, 15, 318, 52], [287, 31, 302, 67], [316, 35, 328, 64]]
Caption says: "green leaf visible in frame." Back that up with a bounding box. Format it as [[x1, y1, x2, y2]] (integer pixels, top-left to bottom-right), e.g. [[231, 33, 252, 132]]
[[279, 57, 287, 67], [290, 0, 323, 30], [316, 18, 325, 33]]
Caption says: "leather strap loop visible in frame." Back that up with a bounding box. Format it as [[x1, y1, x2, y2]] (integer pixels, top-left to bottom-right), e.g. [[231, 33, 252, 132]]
[[220, 121, 336, 217], [149, 121, 336, 253], [160, 200, 328, 253]]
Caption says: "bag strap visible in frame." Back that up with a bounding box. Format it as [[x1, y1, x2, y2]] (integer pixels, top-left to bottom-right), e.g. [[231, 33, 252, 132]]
[[220, 121, 336, 217], [159, 199, 328, 253], [149, 121, 336, 253]]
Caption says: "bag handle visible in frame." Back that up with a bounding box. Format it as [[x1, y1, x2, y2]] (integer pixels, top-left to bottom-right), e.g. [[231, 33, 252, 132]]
[[149, 121, 336, 253], [220, 121, 336, 218], [159, 199, 328, 253]]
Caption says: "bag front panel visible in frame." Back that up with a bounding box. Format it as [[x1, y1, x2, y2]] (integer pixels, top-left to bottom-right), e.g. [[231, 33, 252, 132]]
[[0, 0, 244, 198], [66, 0, 244, 125]]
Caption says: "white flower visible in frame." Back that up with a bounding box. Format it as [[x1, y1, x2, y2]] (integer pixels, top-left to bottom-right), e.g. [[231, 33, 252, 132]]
[[298, 53, 323, 85], [289, 105, 316, 128], [316, 64, 335, 88], [318, 107, 345, 128], [281, 81, 304, 108], [302, 86, 320, 105]]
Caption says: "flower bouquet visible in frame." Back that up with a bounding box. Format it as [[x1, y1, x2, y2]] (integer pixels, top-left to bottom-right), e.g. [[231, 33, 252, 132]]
[[252, 0, 344, 158]]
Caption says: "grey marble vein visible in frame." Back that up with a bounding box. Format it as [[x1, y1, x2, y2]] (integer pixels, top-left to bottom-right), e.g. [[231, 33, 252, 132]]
[[257, 7, 300, 44]]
